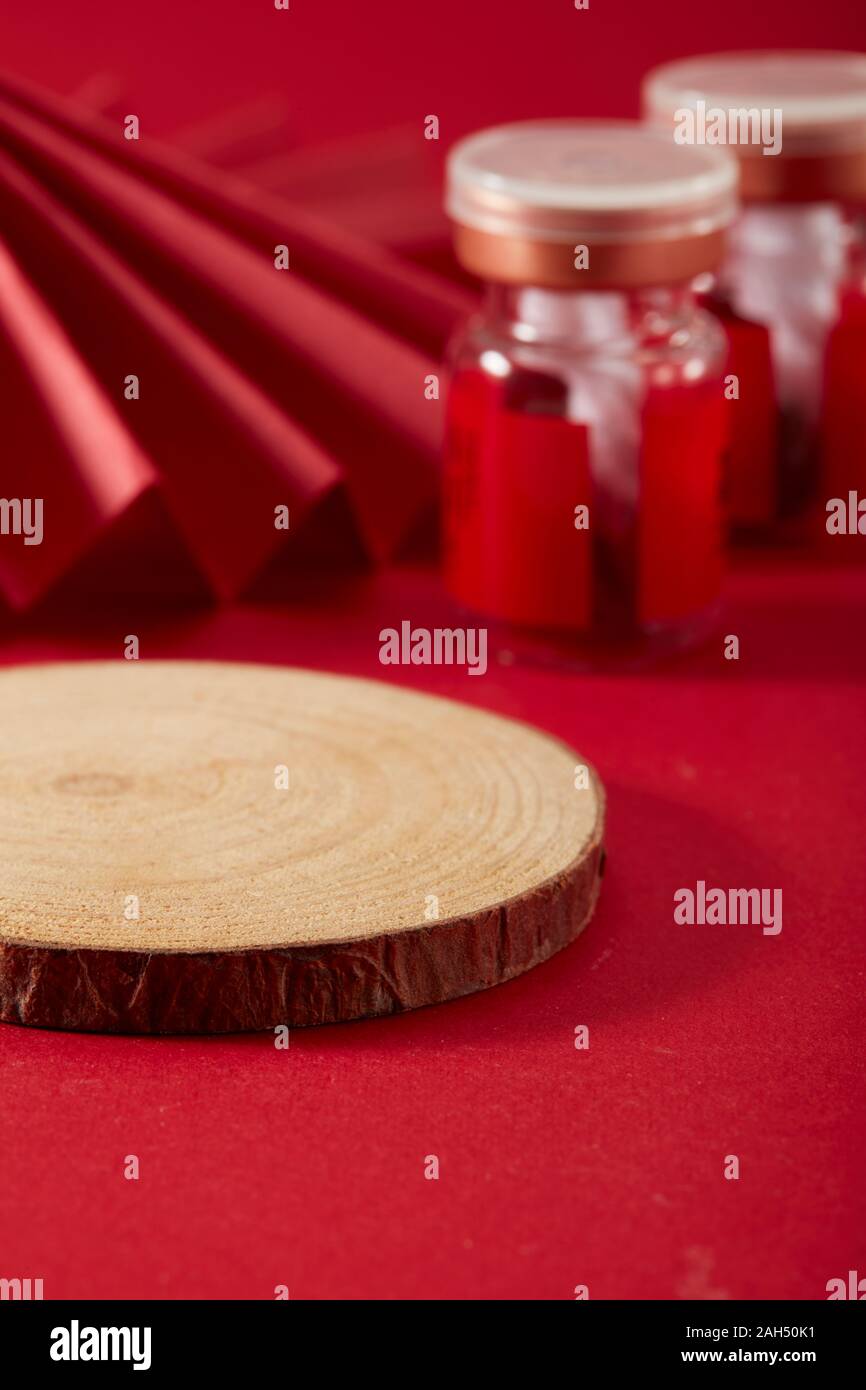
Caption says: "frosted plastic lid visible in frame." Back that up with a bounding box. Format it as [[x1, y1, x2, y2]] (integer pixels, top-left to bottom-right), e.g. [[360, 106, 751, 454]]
[[446, 120, 737, 244], [643, 51, 866, 157]]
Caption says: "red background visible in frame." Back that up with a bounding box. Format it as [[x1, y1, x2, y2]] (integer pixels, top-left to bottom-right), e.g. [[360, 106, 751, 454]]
[[3, 0, 865, 142], [0, 0, 864, 1301]]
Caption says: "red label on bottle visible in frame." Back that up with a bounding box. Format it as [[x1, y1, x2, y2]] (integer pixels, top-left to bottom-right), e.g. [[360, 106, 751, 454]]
[[821, 285, 866, 503], [639, 379, 726, 626], [707, 297, 778, 527], [444, 369, 593, 630]]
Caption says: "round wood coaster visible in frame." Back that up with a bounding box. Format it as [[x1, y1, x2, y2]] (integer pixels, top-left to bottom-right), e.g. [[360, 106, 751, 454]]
[[0, 661, 605, 1033]]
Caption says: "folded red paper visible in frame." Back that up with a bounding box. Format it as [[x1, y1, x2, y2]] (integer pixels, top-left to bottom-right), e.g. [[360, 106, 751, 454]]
[[0, 71, 473, 610]]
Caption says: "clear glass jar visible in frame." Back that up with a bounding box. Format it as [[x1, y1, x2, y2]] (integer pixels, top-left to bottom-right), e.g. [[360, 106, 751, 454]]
[[708, 204, 866, 524], [445, 283, 728, 646], [644, 51, 866, 533], [443, 121, 737, 654]]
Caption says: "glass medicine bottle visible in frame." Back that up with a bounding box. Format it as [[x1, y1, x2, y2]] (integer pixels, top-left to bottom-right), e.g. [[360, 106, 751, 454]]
[[644, 50, 866, 532], [443, 121, 737, 652]]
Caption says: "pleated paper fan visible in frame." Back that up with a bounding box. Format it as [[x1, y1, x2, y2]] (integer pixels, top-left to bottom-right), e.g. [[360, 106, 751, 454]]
[[0, 71, 474, 611]]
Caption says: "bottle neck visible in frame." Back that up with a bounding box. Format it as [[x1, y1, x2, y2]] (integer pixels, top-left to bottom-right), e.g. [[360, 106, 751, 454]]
[[482, 281, 702, 349]]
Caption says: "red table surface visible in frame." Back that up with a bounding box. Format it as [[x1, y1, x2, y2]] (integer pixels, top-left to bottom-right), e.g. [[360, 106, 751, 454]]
[[0, 557, 863, 1301]]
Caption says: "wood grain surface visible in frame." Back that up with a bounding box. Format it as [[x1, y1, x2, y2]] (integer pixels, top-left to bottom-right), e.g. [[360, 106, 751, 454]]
[[0, 661, 605, 1032]]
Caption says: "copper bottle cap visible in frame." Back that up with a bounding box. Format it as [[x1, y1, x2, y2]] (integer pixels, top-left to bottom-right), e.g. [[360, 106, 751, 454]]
[[643, 51, 866, 204], [446, 120, 737, 289]]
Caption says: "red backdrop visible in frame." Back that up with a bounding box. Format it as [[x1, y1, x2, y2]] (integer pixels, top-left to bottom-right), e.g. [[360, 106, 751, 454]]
[[3, 0, 865, 141], [0, 0, 864, 1301]]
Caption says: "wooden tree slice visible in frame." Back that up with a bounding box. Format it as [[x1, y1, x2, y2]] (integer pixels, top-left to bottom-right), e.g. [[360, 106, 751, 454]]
[[0, 661, 605, 1033]]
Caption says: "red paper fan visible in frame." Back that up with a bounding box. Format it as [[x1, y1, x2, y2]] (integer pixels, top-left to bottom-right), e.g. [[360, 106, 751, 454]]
[[0, 71, 474, 611]]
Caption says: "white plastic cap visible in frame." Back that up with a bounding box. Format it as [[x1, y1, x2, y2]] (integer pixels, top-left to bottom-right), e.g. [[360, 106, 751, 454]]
[[644, 51, 866, 157], [446, 120, 738, 244]]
